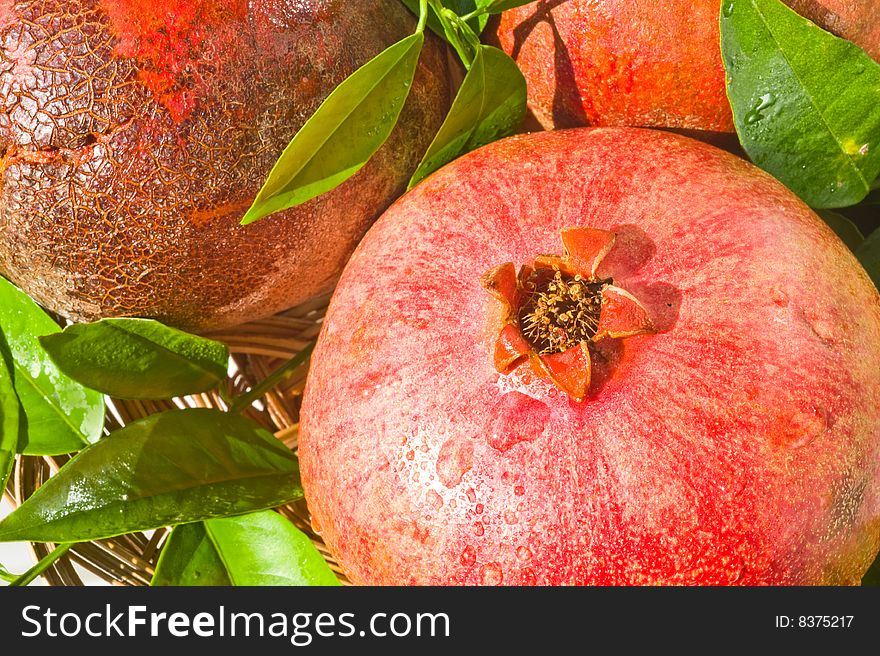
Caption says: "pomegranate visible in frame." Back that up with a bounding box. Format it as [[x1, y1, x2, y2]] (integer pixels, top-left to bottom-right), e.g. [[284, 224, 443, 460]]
[[0, 0, 449, 330], [299, 128, 880, 585], [491, 0, 879, 132]]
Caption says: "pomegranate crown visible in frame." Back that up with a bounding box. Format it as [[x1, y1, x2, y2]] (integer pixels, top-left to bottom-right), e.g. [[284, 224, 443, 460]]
[[481, 227, 655, 401]]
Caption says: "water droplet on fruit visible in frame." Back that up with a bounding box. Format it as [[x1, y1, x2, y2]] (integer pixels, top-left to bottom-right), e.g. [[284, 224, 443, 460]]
[[426, 490, 443, 510], [722, 2, 734, 17], [480, 562, 503, 585], [516, 546, 532, 561], [487, 392, 549, 452], [473, 521, 485, 536], [855, 63, 865, 74], [781, 406, 827, 449], [514, 485, 525, 496], [504, 511, 518, 525], [436, 436, 474, 489], [460, 546, 477, 566], [807, 315, 836, 344], [311, 515, 324, 535], [475, 503, 484, 514]]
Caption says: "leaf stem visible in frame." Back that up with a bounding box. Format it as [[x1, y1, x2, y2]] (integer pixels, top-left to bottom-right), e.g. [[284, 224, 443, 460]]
[[9, 542, 74, 586], [417, 0, 428, 33], [228, 342, 316, 415], [1, 562, 18, 583], [460, 8, 482, 22]]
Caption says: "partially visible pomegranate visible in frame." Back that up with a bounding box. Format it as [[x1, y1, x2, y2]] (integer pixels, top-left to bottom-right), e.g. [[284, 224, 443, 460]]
[[0, 0, 449, 330], [492, 0, 879, 132], [300, 128, 880, 585]]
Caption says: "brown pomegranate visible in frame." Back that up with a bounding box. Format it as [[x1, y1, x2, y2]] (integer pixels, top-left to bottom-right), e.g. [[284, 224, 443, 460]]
[[0, 0, 449, 330], [492, 0, 879, 132]]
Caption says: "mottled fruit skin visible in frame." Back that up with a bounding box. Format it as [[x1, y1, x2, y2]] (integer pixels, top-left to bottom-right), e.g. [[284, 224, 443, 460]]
[[0, 0, 449, 330], [492, 0, 879, 131], [300, 128, 880, 585]]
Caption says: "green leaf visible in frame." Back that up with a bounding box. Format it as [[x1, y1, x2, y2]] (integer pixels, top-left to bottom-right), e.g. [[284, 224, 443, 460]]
[[154, 512, 338, 586], [151, 523, 231, 586], [0, 278, 104, 456], [0, 332, 19, 494], [204, 511, 339, 586], [815, 209, 864, 252], [0, 408, 301, 543], [241, 33, 424, 224], [39, 318, 229, 400], [409, 45, 526, 188], [856, 229, 880, 289], [436, 7, 482, 67], [721, 0, 880, 208]]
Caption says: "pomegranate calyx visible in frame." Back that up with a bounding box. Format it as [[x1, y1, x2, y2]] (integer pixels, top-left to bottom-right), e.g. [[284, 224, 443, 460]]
[[595, 285, 655, 340], [482, 227, 655, 400], [494, 323, 532, 372], [533, 343, 592, 402]]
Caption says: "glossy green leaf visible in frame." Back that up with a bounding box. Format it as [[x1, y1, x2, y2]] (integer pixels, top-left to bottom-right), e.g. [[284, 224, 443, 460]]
[[204, 511, 339, 586], [0, 408, 301, 543], [856, 229, 880, 289], [151, 523, 231, 586], [721, 0, 880, 208], [815, 209, 864, 252], [0, 278, 104, 455], [0, 332, 19, 494], [241, 33, 424, 224], [154, 512, 338, 586], [409, 45, 526, 189], [39, 318, 229, 400]]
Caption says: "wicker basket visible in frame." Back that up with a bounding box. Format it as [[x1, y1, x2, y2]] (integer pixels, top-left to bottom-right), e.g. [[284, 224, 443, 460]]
[[1, 294, 347, 586]]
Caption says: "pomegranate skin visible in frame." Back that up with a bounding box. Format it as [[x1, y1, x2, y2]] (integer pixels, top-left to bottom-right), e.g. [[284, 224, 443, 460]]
[[300, 128, 880, 586], [0, 0, 449, 330], [492, 0, 879, 132]]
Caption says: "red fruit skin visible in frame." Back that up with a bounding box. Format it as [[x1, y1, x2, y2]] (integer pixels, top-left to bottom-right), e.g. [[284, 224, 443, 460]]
[[300, 128, 880, 586], [0, 0, 449, 330], [492, 0, 879, 132]]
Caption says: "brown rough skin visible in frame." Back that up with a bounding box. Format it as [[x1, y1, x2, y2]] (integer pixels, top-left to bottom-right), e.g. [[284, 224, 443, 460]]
[[492, 0, 879, 132], [0, 0, 450, 330]]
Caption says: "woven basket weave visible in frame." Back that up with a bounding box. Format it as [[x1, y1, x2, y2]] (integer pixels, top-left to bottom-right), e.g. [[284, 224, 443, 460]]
[[1, 294, 347, 586]]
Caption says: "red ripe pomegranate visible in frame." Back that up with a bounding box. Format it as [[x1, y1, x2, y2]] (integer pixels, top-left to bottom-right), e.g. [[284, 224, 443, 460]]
[[492, 0, 879, 132], [300, 128, 880, 585], [0, 0, 449, 330]]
